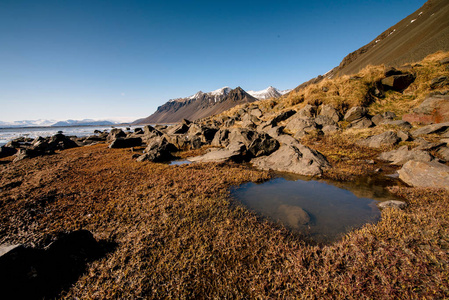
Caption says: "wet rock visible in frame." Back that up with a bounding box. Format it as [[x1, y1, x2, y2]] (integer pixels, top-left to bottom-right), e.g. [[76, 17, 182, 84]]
[[319, 104, 341, 122], [188, 142, 246, 163], [378, 145, 433, 165], [109, 137, 142, 149], [411, 122, 449, 136], [356, 131, 400, 148], [381, 73, 415, 92], [251, 141, 330, 176], [398, 160, 449, 190], [403, 95, 449, 124], [344, 106, 368, 122], [277, 204, 310, 228], [377, 200, 407, 210]]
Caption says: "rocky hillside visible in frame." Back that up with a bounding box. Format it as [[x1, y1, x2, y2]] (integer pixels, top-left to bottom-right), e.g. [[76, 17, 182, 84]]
[[134, 87, 258, 124], [330, 0, 449, 77]]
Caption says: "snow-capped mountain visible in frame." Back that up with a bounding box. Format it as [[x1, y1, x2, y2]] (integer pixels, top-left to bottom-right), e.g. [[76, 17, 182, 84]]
[[135, 86, 257, 124], [247, 86, 292, 100]]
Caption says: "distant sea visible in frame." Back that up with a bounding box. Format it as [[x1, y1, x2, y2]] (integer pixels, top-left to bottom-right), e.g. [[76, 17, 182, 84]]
[[0, 125, 139, 147]]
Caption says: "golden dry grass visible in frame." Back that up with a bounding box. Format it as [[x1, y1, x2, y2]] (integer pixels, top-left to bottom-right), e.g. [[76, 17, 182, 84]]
[[1, 144, 448, 299]]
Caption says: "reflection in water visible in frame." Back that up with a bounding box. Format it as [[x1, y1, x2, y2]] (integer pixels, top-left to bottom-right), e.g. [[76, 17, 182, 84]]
[[231, 175, 401, 244], [169, 160, 192, 166]]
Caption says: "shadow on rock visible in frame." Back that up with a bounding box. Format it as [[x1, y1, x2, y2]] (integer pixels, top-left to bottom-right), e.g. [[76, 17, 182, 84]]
[[0, 230, 117, 299]]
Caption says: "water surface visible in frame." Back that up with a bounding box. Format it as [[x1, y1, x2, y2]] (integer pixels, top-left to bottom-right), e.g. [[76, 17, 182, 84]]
[[231, 174, 401, 243]]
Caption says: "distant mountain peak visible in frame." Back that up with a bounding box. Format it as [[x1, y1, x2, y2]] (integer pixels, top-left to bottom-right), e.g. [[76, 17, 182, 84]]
[[247, 86, 291, 100]]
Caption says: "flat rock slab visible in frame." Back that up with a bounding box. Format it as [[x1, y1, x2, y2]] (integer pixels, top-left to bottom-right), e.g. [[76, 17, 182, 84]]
[[188, 143, 245, 163], [398, 160, 449, 190], [251, 142, 330, 176]]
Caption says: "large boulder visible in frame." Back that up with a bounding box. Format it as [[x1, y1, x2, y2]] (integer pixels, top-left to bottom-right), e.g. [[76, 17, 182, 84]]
[[187, 142, 246, 163], [403, 95, 449, 124], [381, 73, 415, 92], [378, 145, 433, 165], [251, 141, 330, 176], [398, 160, 449, 190], [228, 128, 258, 148], [137, 137, 177, 162], [167, 123, 190, 135]]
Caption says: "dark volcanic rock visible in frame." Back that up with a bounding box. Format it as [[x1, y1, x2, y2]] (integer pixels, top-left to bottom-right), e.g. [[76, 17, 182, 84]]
[[270, 110, 296, 125]]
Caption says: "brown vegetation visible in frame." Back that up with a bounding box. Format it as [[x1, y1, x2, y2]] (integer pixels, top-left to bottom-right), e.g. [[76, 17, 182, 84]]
[[1, 144, 448, 298]]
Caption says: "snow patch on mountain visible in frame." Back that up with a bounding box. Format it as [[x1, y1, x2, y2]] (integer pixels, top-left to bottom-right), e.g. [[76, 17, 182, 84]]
[[247, 86, 291, 100]]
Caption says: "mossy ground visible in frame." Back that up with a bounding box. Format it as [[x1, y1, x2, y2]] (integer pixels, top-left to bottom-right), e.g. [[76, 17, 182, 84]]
[[0, 144, 448, 299]]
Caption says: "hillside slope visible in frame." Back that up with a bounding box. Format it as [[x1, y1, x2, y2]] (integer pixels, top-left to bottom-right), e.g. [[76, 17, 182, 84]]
[[331, 0, 449, 77]]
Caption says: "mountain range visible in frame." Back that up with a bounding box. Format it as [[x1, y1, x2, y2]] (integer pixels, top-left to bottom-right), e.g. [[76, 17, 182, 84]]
[[0, 119, 119, 128], [134, 86, 287, 124]]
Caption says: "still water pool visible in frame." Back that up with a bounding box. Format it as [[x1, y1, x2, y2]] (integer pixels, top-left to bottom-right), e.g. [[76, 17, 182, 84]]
[[231, 174, 401, 244]]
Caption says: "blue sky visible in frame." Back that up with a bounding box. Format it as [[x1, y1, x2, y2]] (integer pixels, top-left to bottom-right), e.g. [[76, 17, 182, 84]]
[[0, 0, 426, 122]]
